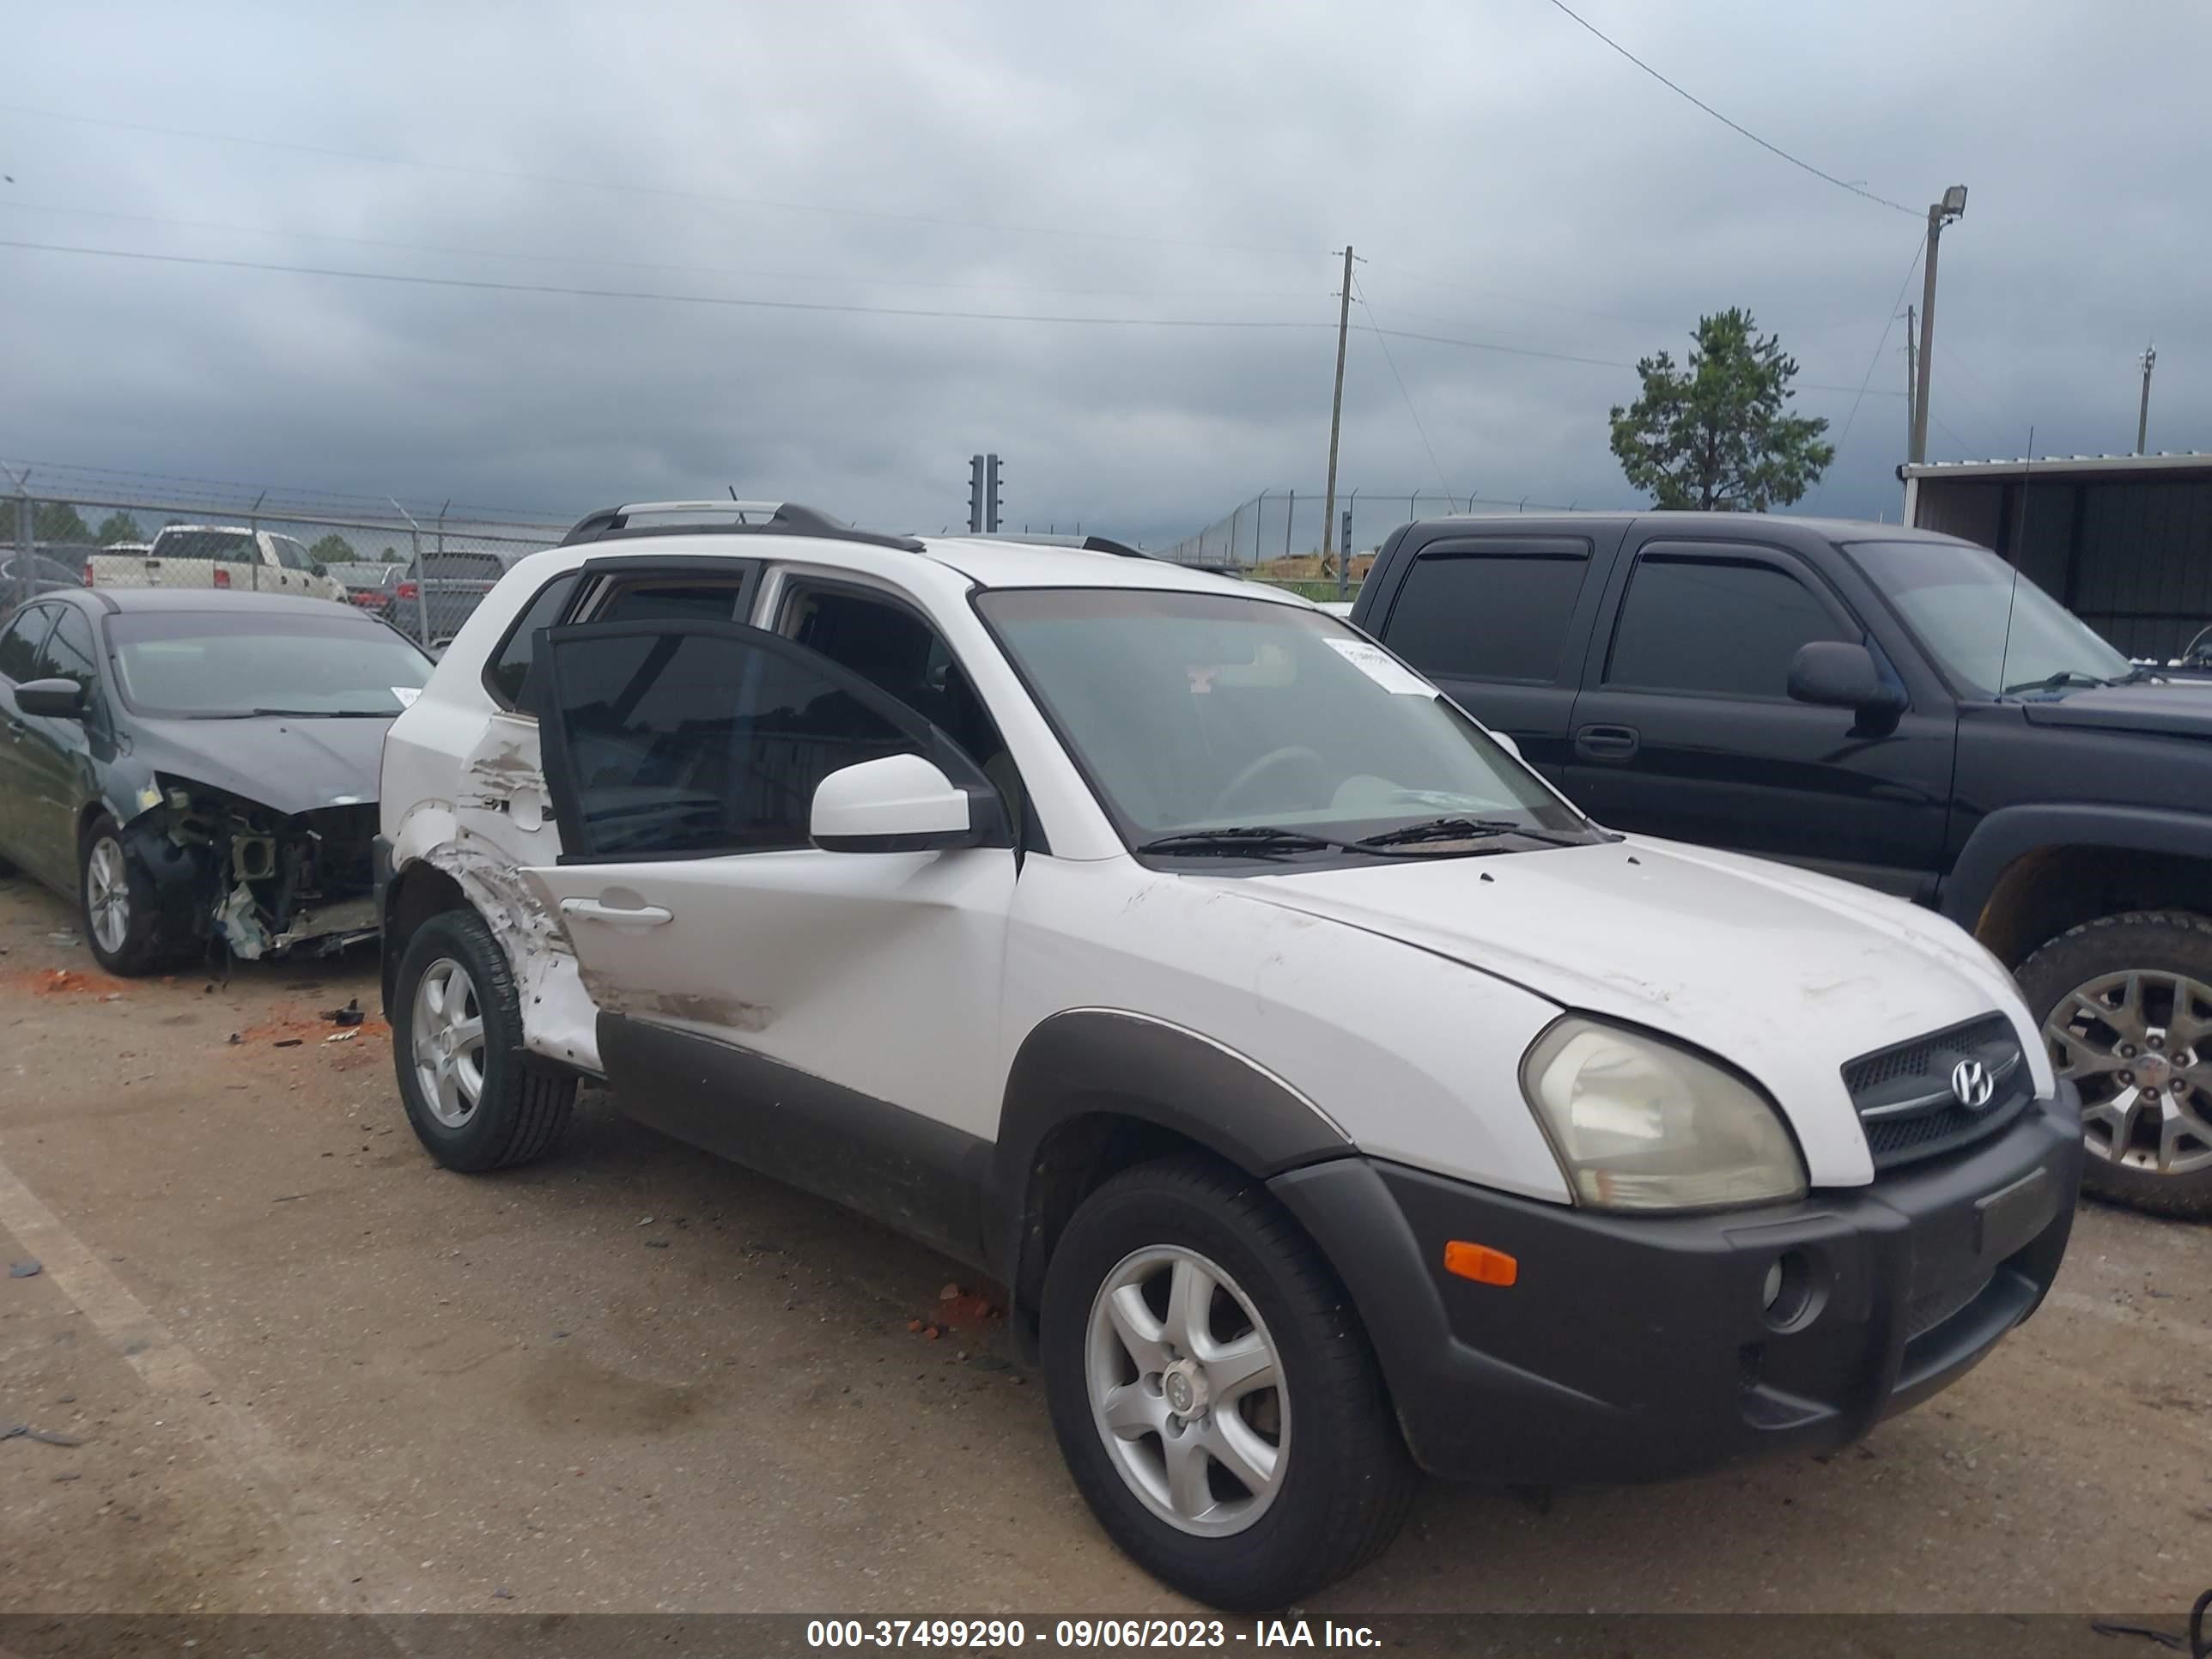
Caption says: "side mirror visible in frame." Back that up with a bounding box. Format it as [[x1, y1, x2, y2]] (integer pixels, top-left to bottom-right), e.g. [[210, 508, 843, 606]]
[[1788, 641, 1903, 714], [15, 677, 86, 720], [1487, 729, 1523, 763], [811, 753, 1005, 853]]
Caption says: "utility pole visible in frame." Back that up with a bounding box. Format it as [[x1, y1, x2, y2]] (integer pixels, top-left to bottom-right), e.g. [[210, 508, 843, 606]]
[[1911, 186, 1968, 464], [2137, 343, 2157, 454], [1320, 245, 1353, 571], [967, 454, 986, 533], [984, 453, 1003, 534], [1903, 305, 1917, 454]]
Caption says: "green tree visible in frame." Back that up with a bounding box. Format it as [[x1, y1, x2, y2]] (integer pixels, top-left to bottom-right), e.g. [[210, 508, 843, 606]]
[[309, 532, 357, 565], [94, 510, 144, 545], [33, 502, 93, 544], [1608, 307, 1834, 512], [380, 545, 403, 562]]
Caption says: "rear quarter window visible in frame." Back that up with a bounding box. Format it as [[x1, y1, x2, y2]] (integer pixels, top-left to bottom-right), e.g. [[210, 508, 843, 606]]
[[1380, 543, 1592, 683]]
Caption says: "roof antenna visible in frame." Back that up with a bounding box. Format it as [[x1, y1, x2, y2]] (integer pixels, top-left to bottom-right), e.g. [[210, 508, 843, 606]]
[[727, 485, 739, 500], [1996, 427, 2033, 696]]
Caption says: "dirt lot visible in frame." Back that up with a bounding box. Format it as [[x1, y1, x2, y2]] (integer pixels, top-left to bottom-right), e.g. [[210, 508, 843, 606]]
[[1, 872, 2208, 1620]]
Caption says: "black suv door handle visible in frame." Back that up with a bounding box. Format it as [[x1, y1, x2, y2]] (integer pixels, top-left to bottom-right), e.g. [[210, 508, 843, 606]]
[[1575, 723, 1640, 761]]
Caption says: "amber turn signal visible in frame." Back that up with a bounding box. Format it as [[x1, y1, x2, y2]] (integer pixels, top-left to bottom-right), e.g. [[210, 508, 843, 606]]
[[1443, 1240, 1518, 1286]]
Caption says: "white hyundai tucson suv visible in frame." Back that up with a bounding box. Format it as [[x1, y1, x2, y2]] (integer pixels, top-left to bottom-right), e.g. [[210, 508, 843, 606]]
[[375, 501, 2082, 1609]]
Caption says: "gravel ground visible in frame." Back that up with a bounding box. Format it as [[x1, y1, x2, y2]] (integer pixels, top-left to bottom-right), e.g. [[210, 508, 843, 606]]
[[1, 872, 2207, 1620]]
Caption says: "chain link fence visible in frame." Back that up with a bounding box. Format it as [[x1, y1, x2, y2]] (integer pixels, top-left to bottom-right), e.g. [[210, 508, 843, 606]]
[[1, 472, 567, 647], [1160, 487, 1601, 601]]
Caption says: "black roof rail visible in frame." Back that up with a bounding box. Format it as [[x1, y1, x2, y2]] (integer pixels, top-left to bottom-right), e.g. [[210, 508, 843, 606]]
[[560, 499, 924, 554], [982, 531, 1157, 562]]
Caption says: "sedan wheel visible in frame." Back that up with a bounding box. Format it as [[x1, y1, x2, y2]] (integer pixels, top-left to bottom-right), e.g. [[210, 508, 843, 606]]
[[410, 957, 488, 1128], [85, 835, 131, 957]]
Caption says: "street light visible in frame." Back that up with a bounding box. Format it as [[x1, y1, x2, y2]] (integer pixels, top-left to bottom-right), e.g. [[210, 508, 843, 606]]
[[1911, 184, 1969, 465]]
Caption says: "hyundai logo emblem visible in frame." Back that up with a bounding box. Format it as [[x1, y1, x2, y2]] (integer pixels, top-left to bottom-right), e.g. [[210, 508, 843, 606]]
[[1950, 1058, 1996, 1111]]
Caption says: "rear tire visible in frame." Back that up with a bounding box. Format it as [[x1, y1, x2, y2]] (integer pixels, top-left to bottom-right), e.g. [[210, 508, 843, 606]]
[[2015, 910, 2212, 1219], [80, 813, 172, 977], [392, 908, 574, 1172], [1040, 1154, 1416, 1610]]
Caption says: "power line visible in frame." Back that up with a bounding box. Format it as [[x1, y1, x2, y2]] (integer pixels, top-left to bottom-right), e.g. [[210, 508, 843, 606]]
[[1541, 0, 1917, 216], [0, 199, 1328, 302], [0, 234, 1911, 398], [1814, 235, 1928, 506], [0, 236, 1337, 330], [0, 100, 1322, 258], [1352, 275, 1455, 498]]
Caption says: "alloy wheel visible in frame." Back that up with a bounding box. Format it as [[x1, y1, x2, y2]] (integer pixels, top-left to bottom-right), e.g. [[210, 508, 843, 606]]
[[2045, 968, 2212, 1176], [1085, 1245, 1288, 1537], [86, 836, 131, 957], [411, 957, 488, 1129]]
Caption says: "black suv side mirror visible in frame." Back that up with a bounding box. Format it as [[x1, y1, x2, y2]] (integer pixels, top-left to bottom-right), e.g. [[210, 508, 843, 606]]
[[1788, 641, 1903, 715], [15, 677, 87, 720]]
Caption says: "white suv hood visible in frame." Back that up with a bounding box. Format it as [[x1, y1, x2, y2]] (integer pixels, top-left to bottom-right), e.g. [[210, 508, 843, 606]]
[[1219, 836, 2048, 1188]]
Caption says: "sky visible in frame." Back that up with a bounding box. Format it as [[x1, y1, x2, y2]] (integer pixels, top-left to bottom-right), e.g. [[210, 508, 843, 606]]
[[2, 0, 2205, 548]]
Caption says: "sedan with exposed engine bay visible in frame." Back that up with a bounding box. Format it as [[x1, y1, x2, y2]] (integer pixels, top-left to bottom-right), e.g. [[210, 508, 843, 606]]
[[0, 587, 432, 974]]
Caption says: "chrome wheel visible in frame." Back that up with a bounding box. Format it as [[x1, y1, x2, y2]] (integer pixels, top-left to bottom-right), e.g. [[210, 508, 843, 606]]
[[411, 957, 487, 1129], [86, 836, 131, 956], [2045, 969, 2212, 1176], [1085, 1245, 1287, 1538]]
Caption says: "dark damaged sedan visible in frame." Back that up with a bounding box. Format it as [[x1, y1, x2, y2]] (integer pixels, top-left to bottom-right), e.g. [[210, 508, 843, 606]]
[[0, 589, 430, 974]]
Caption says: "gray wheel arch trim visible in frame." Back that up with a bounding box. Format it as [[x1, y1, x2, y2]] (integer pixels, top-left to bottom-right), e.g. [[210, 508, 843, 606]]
[[1942, 804, 2212, 933], [989, 1008, 1353, 1310]]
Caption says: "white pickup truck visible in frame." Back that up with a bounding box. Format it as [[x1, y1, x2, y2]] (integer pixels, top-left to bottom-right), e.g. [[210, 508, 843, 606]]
[[82, 525, 348, 603]]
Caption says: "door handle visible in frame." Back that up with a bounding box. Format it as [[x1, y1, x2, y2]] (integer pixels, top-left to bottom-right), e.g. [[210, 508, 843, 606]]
[[1574, 723, 1641, 761], [560, 897, 673, 928]]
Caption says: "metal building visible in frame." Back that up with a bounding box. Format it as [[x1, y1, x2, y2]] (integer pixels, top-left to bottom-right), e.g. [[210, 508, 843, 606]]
[[1900, 453, 2212, 661]]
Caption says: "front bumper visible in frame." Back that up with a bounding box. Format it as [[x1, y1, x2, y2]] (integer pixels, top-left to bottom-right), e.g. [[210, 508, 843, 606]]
[[1268, 1085, 2081, 1486]]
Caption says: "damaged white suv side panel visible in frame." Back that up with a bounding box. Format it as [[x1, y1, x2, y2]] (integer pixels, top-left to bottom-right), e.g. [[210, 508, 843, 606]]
[[374, 505, 2082, 1612]]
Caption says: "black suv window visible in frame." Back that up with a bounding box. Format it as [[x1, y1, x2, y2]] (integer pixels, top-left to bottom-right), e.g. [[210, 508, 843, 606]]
[[1382, 544, 1591, 683], [0, 605, 55, 681], [545, 625, 918, 858], [1607, 554, 1844, 699]]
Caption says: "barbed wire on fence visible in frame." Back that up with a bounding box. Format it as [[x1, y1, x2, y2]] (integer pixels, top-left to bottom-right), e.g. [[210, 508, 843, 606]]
[[1158, 486, 1602, 567]]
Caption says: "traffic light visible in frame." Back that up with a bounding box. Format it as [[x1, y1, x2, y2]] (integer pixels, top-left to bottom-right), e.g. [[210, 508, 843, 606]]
[[967, 454, 986, 534], [985, 453, 1003, 534]]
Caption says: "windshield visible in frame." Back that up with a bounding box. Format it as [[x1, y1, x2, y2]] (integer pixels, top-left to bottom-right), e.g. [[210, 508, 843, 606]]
[[975, 588, 1589, 849], [1844, 539, 2132, 697], [108, 611, 431, 718]]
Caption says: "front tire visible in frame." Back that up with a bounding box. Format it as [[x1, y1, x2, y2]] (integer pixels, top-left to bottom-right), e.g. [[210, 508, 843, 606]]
[[392, 908, 574, 1172], [1040, 1155, 1415, 1610], [80, 813, 171, 976], [2015, 910, 2212, 1218]]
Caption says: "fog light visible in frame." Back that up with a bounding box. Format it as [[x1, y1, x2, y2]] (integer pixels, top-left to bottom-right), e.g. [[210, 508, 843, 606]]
[[1759, 1250, 1817, 1331]]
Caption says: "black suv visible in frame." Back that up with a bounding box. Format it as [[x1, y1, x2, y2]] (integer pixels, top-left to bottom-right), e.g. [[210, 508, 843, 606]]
[[1352, 512, 2212, 1217]]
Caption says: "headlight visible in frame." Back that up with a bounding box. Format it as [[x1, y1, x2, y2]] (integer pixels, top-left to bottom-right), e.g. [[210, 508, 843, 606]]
[[1520, 1017, 1806, 1212]]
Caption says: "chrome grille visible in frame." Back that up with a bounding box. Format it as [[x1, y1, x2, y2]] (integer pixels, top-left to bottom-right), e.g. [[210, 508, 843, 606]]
[[1843, 1014, 2032, 1170]]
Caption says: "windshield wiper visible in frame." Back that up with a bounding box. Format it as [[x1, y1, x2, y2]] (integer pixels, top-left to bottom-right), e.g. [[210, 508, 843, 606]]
[[2000, 671, 2112, 696], [1358, 815, 1595, 849], [242, 707, 399, 718], [1134, 826, 1348, 858]]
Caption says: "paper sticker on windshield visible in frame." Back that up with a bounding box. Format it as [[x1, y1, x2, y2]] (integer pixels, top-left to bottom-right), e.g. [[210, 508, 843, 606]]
[[1324, 638, 1434, 696], [392, 686, 422, 708]]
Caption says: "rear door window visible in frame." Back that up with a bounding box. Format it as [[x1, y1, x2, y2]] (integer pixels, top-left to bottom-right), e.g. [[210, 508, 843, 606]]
[[1605, 552, 1846, 699], [1380, 542, 1592, 683], [272, 537, 313, 571]]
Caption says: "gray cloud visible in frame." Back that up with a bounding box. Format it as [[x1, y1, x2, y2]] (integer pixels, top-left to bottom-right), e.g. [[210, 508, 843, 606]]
[[4, 0, 2206, 545]]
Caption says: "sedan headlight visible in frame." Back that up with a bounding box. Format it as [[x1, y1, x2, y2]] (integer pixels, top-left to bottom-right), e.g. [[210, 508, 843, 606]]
[[1520, 1017, 1806, 1212]]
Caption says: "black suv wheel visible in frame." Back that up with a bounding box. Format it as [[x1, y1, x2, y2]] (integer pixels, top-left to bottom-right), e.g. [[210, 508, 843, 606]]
[[2016, 910, 2212, 1218], [392, 908, 575, 1171], [1039, 1155, 1415, 1609]]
